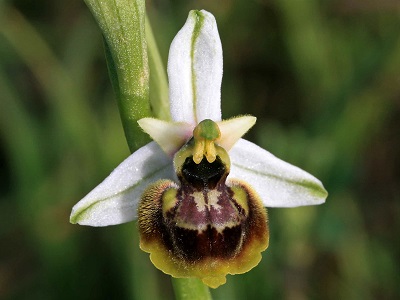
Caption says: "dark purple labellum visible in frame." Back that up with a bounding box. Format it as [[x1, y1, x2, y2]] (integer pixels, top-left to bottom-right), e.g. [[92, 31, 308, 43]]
[[138, 153, 269, 288]]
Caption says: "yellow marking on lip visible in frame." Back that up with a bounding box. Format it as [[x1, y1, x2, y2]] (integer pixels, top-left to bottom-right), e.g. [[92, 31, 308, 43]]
[[230, 185, 249, 215], [192, 191, 206, 212], [191, 189, 223, 212], [162, 188, 178, 214], [207, 189, 222, 211]]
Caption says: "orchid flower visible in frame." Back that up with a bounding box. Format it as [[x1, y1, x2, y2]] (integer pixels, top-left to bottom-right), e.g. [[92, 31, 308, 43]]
[[70, 10, 327, 288]]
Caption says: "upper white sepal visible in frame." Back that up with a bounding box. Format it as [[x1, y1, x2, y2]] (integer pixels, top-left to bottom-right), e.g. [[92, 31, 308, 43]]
[[168, 10, 223, 124]]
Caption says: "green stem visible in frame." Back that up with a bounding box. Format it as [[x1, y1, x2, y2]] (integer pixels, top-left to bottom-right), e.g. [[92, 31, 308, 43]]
[[84, 0, 151, 152], [172, 278, 212, 300]]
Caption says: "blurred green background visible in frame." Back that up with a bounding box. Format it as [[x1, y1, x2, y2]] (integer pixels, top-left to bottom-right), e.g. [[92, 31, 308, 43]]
[[1, 0, 399, 299]]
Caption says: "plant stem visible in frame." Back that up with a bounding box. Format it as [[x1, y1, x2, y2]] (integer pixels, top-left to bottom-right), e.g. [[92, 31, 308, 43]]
[[172, 278, 213, 300], [84, 0, 151, 152]]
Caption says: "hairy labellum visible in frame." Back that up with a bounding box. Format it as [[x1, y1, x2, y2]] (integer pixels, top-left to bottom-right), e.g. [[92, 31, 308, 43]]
[[138, 147, 269, 288]]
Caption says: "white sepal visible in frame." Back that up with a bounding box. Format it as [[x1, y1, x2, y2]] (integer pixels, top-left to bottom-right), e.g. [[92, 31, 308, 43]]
[[168, 10, 222, 124], [70, 142, 175, 226], [229, 139, 328, 207]]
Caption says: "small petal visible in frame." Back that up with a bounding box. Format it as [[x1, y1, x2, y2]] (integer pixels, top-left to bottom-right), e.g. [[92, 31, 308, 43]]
[[70, 142, 175, 226], [168, 10, 222, 124], [138, 118, 193, 157], [217, 116, 256, 151], [229, 139, 328, 207]]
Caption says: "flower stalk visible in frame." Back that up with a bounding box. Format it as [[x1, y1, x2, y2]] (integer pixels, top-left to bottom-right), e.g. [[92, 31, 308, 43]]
[[172, 278, 212, 300]]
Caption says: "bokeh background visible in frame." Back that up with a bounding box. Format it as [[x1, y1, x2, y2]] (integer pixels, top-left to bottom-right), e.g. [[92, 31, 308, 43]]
[[1, 0, 399, 299]]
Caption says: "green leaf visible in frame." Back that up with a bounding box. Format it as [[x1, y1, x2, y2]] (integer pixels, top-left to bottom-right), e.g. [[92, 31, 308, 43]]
[[146, 15, 170, 121]]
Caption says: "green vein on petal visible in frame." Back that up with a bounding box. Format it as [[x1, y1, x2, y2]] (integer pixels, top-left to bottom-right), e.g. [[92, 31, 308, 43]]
[[229, 139, 328, 207], [232, 162, 328, 199], [190, 10, 205, 124], [70, 163, 170, 225]]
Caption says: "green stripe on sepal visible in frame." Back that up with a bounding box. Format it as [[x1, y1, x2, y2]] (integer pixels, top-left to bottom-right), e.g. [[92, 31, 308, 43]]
[[229, 139, 328, 207]]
